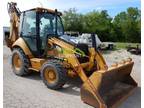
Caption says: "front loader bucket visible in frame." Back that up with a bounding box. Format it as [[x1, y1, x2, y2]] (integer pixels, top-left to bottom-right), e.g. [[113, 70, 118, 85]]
[[81, 60, 137, 108]]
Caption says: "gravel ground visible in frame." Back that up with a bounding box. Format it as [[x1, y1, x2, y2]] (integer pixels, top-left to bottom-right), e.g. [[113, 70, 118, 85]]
[[3, 46, 141, 108]]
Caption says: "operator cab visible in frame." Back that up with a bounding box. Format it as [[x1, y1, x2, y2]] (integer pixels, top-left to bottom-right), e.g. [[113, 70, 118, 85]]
[[19, 8, 64, 57]]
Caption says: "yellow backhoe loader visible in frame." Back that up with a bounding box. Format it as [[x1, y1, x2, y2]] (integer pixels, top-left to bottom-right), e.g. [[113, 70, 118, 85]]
[[5, 2, 137, 108]]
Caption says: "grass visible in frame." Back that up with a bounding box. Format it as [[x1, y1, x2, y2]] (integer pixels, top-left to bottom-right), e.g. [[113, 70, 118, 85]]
[[115, 42, 141, 49]]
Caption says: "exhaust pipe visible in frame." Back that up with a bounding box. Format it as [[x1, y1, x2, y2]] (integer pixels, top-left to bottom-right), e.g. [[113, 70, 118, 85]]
[[91, 33, 97, 50]]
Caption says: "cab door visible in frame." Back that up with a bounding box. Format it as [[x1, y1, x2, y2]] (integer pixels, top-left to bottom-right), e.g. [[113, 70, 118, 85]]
[[20, 11, 39, 57]]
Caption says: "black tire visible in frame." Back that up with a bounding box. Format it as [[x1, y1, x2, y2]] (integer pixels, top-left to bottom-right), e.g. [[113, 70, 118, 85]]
[[11, 48, 30, 76], [40, 60, 68, 90]]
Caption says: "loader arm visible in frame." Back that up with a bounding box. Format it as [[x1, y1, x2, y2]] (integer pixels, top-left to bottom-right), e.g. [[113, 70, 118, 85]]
[[49, 37, 107, 71], [49, 37, 93, 81]]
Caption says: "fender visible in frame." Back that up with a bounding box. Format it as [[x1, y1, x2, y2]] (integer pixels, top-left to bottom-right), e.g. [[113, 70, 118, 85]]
[[12, 37, 34, 58]]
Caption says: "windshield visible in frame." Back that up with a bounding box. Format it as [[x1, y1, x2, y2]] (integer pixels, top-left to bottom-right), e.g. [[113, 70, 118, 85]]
[[39, 12, 64, 37]]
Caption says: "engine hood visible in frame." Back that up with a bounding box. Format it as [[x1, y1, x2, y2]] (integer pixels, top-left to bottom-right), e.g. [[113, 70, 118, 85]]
[[59, 35, 79, 45]]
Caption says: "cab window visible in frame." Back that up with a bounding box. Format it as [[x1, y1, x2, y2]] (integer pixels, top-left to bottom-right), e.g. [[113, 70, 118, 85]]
[[21, 11, 36, 36]]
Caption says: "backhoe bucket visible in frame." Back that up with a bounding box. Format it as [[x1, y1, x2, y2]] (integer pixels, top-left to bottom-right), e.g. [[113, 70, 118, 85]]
[[81, 60, 137, 108]]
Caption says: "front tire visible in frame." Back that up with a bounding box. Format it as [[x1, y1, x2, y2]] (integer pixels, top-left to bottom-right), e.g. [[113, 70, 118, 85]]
[[40, 60, 68, 90], [11, 48, 30, 76]]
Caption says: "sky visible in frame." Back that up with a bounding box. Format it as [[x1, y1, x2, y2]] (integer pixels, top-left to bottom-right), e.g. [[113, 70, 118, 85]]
[[1, 0, 141, 26]]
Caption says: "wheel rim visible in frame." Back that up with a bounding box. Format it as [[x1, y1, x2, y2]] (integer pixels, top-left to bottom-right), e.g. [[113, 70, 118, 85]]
[[13, 53, 22, 71], [44, 68, 57, 84]]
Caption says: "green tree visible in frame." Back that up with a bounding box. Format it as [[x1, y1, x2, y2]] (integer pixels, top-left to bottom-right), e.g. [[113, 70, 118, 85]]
[[82, 10, 113, 41], [62, 7, 141, 43], [113, 7, 141, 42], [62, 8, 84, 33]]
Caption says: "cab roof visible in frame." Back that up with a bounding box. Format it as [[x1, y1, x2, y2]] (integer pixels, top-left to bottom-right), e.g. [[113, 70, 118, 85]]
[[23, 7, 62, 16]]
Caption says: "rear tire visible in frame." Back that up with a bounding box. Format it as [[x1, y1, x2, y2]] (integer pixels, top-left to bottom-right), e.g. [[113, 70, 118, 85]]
[[11, 48, 30, 76], [40, 60, 68, 90]]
